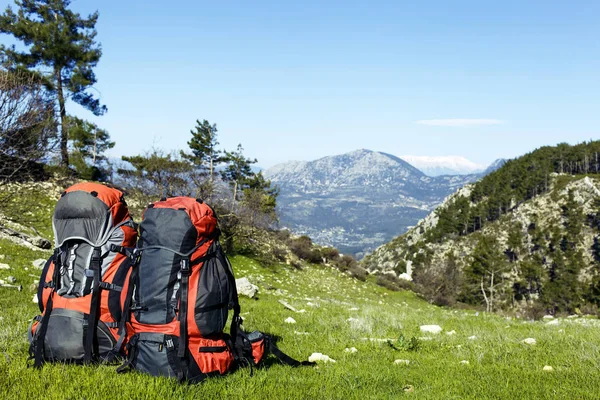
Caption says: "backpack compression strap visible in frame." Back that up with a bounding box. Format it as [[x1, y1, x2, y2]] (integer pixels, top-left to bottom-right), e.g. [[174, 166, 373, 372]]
[[105, 247, 140, 364], [84, 247, 102, 364], [175, 238, 215, 381], [31, 249, 61, 368]]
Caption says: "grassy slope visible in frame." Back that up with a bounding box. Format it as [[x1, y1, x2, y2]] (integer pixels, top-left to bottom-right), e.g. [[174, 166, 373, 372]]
[[0, 185, 599, 399]]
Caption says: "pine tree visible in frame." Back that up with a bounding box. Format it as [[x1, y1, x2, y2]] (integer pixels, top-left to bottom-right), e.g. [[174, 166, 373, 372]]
[[119, 150, 192, 197], [67, 116, 114, 180], [0, 0, 106, 168], [463, 235, 509, 312], [221, 144, 257, 208], [181, 119, 224, 181]]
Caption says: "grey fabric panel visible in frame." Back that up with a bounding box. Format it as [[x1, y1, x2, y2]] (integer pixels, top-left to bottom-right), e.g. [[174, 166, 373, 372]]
[[37, 308, 115, 362], [53, 191, 110, 247], [56, 242, 92, 297], [194, 243, 231, 336], [136, 247, 177, 324], [136, 208, 198, 324], [100, 226, 124, 277], [140, 208, 197, 253], [133, 333, 176, 378]]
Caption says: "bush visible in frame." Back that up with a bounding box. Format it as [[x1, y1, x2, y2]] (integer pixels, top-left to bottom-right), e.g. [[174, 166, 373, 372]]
[[413, 257, 461, 307], [520, 302, 547, 321], [348, 265, 368, 281], [272, 246, 287, 261], [289, 236, 322, 263], [321, 247, 340, 262], [376, 274, 415, 292], [332, 254, 356, 272]]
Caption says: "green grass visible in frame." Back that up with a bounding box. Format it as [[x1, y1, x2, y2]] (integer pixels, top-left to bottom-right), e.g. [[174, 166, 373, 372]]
[[1, 244, 600, 399], [0, 183, 599, 399]]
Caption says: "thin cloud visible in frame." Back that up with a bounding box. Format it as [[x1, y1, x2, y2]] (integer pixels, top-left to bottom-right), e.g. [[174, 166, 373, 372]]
[[416, 119, 504, 127]]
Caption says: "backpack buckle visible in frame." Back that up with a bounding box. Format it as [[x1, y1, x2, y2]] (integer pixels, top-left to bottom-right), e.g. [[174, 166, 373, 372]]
[[180, 259, 190, 274]]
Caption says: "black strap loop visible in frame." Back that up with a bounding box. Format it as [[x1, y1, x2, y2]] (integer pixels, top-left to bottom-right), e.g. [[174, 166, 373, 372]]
[[117, 335, 138, 373], [99, 282, 122, 292], [165, 338, 185, 382], [268, 338, 315, 367], [178, 257, 190, 362], [32, 294, 53, 368], [84, 247, 102, 364], [106, 262, 138, 363]]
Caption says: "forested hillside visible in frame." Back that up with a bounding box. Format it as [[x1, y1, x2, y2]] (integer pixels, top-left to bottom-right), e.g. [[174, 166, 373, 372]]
[[363, 141, 600, 316]]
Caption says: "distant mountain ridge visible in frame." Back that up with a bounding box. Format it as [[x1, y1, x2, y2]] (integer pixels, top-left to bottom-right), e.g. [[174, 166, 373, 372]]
[[264, 149, 503, 256], [361, 140, 600, 313], [399, 155, 485, 176]]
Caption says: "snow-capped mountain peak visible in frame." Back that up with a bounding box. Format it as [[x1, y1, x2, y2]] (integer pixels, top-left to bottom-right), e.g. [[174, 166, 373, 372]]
[[399, 155, 485, 176]]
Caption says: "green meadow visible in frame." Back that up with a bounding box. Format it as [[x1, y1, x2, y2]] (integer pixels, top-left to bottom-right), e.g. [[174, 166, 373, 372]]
[[1, 239, 599, 399]]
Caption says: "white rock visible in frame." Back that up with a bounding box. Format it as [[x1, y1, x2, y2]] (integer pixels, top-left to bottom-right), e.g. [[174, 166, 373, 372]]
[[522, 338, 537, 345], [542, 315, 554, 320], [446, 330, 456, 336], [420, 325, 442, 334], [344, 347, 358, 354], [467, 335, 477, 340], [546, 319, 560, 326], [32, 259, 46, 270], [284, 317, 297, 324], [235, 277, 258, 298], [460, 360, 470, 365], [0, 263, 10, 270], [543, 365, 553, 371], [397, 273, 412, 281], [308, 352, 336, 363], [32, 294, 38, 304], [394, 359, 410, 365]]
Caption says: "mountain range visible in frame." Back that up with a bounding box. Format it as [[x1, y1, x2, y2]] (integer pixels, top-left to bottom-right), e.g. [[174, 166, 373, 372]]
[[361, 140, 600, 313], [263, 149, 504, 257], [398, 155, 485, 176]]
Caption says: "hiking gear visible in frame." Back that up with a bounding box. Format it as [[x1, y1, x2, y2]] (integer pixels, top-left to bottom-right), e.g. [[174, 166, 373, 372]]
[[28, 183, 137, 366], [119, 197, 313, 383]]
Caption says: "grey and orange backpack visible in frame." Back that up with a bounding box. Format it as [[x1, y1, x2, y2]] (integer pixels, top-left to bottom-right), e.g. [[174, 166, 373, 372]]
[[111, 197, 313, 382], [30, 191, 312, 381], [28, 182, 138, 365]]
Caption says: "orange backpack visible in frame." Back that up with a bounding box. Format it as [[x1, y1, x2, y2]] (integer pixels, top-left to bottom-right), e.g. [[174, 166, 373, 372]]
[[29, 183, 137, 366], [117, 197, 313, 382]]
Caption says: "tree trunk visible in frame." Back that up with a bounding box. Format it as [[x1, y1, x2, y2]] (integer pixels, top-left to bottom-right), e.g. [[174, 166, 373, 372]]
[[56, 67, 69, 168], [489, 270, 495, 312], [231, 180, 238, 212], [481, 277, 490, 313]]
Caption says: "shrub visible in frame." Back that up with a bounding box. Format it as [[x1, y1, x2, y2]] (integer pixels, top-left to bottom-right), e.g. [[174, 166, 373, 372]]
[[376, 274, 414, 292], [348, 265, 368, 281], [321, 247, 340, 262], [332, 254, 356, 272]]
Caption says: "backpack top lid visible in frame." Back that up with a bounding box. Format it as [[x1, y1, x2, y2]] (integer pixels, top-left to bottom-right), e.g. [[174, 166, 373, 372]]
[[53, 182, 131, 247], [141, 197, 217, 254]]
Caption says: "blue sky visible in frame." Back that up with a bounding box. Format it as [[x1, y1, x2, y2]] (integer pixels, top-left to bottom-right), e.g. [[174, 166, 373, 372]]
[[1, 0, 599, 168]]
